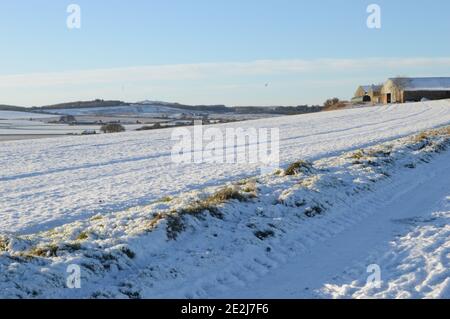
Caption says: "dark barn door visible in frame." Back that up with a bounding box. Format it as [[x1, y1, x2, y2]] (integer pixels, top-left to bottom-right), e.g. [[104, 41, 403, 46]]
[[386, 93, 392, 104]]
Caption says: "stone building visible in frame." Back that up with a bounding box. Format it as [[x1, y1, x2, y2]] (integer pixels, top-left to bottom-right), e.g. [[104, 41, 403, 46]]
[[352, 84, 382, 104]]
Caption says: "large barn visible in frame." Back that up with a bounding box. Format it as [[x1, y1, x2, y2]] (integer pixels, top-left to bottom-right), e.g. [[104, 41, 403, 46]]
[[381, 77, 450, 104], [353, 77, 450, 105]]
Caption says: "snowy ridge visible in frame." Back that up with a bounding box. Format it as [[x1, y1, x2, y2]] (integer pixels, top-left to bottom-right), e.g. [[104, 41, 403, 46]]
[[0, 126, 449, 298]]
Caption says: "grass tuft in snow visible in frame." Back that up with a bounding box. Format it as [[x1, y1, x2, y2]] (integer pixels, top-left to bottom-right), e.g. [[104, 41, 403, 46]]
[[350, 150, 365, 160], [167, 185, 257, 239], [90, 215, 103, 221], [28, 244, 59, 258], [0, 237, 9, 252], [156, 196, 173, 203], [285, 160, 314, 176], [76, 232, 89, 241]]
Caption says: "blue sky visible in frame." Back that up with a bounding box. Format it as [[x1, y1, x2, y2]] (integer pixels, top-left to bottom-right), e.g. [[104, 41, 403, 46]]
[[1, 0, 450, 106]]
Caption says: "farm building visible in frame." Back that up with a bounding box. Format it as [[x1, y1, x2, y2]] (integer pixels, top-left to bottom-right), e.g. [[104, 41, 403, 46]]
[[352, 84, 382, 104], [380, 77, 450, 104], [352, 77, 450, 105]]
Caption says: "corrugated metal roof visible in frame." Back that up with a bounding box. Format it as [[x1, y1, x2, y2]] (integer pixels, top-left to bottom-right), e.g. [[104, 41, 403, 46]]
[[389, 77, 450, 91]]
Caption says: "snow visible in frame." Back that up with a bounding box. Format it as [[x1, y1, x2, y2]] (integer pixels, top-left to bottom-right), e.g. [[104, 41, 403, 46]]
[[0, 100, 450, 238], [216, 150, 450, 299], [1, 100, 450, 235], [0, 122, 449, 298], [0, 100, 449, 299], [0, 119, 143, 136], [44, 104, 195, 117], [0, 110, 54, 120]]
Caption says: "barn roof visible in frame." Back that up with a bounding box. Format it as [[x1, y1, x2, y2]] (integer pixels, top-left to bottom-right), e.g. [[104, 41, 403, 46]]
[[389, 77, 450, 91], [360, 84, 382, 93]]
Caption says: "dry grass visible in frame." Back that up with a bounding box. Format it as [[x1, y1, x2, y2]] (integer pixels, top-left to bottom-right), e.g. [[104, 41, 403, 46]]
[[413, 132, 429, 143], [28, 244, 59, 257], [427, 126, 450, 136], [285, 160, 314, 176], [145, 212, 166, 231], [323, 100, 350, 111], [350, 150, 365, 160], [413, 126, 450, 142], [179, 186, 254, 218], [366, 149, 392, 158], [157, 196, 173, 203], [147, 185, 257, 240], [76, 232, 89, 241], [0, 237, 8, 252], [207, 186, 247, 203]]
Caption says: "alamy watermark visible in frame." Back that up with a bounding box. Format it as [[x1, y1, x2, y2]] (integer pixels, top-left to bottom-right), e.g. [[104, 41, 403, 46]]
[[66, 264, 81, 289], [366, 264, 382, 288], [171, 121, 280, 174], [67, 4, 81, 29], [367, 4, 381, 29]]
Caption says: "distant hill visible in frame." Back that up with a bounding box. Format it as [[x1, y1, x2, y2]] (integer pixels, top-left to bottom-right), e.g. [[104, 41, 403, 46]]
[[37, 99, 130, 110], [0, 104, 30, 112], [1, 99, 323, 116], [136, 101, 231, 113], [231, 105, 322, 115]]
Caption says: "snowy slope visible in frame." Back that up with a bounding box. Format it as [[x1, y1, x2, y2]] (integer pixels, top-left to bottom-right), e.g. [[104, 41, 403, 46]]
[[0, 110, 53, 120], [214, 148, 450, 299], [1, 100, 450, 235], [44, 104, 193, 117], [0, 125, 449, 298]]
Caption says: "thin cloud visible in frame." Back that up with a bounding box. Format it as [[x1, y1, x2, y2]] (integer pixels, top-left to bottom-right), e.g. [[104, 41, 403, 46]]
[[1, 57, 450, 89]]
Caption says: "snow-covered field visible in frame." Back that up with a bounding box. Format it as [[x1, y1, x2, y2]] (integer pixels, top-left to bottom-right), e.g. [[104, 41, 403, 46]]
[[0, 119, 89, 135], [43, 104, 278, 121], [0, 100, 450, 299], [216, 143, 450, 299], [1, 100, 450, 235], [0, 119, 142, 136], [0, 110, 53, 120]]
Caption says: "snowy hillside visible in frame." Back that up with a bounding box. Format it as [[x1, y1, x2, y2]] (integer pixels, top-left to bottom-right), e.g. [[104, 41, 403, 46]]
[[0, 110, 53, 120], [0, 100, 450, 298], [43, 104, 197, 117]]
